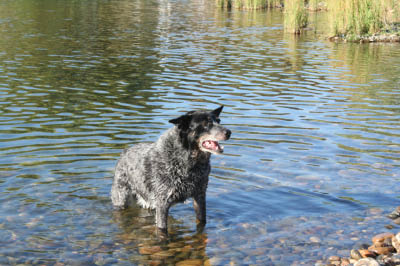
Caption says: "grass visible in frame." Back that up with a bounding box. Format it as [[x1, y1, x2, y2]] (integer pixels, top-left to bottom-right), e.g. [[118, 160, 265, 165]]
[[284, 0, 308, 34], [216, 0, 400, 39], [327, 0, 400, 39], [216, 0, 283, 9]]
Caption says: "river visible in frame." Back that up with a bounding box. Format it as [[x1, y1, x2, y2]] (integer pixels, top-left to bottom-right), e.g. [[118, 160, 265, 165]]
[[1, 0, 400, 265]]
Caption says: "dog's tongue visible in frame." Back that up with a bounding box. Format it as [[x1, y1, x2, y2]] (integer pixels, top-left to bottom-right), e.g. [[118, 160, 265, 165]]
[[203, 140, 222, 152]]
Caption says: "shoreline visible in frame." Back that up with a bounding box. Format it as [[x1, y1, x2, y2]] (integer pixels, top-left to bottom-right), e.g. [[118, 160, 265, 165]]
[[322, 207, 400, 266], [328, 33, 400, 43]]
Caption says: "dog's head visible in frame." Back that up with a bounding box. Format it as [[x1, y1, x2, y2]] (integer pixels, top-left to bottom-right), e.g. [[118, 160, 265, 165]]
[[169, 106, 231, 155]]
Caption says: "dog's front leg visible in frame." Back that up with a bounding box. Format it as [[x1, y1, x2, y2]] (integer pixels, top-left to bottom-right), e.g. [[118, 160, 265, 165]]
[[193, 193, 206, 225], [155, 205, 169, 234]]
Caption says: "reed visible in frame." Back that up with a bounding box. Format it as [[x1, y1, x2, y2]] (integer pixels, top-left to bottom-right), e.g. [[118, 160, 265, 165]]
[[327, 0, 400, 38], [233, 0, 267, 9], [216, 0, 232, 9], [307, 0, 319, 11], [284, 0, 308, 34], [216, 0, 284, 9]]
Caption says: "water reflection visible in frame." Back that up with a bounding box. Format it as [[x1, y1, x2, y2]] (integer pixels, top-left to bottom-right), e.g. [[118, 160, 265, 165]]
[[0, 0, 400, 265]]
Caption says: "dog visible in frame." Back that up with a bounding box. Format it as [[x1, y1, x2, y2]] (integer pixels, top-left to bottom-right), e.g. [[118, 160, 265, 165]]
[[111, 106, 231, 234]]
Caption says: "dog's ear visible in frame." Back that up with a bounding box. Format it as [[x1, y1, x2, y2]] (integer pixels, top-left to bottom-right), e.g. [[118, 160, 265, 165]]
[[212, 105, 224, 117], [169, 114, 192, 130]]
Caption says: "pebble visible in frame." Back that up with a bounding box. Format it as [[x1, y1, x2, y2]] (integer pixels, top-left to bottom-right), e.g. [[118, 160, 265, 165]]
[[354, 257, 379, 266], [350, 249, 362, 260], [138, 245, 162, 255], [367, 245, 395, 255], [359, 249, 376, 258], [392, 232, 400, 252], [371, 232, 394, 245], [176, 259, 203, 266], [310, 236, 321, 243]]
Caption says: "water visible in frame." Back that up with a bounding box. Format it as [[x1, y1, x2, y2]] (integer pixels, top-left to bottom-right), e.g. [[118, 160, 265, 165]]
[[1, 0, 400, 265]]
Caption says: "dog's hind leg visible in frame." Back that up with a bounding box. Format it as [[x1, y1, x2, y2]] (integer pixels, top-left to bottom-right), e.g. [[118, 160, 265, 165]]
[[111, 173, 132, 209]]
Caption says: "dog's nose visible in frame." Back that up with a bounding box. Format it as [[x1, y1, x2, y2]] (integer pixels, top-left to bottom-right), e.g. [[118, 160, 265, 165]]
[[225, 129, 231, 140]]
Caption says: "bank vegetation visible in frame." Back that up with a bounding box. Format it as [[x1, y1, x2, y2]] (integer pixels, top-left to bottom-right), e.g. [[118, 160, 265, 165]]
[[216, 0, 400, 41]]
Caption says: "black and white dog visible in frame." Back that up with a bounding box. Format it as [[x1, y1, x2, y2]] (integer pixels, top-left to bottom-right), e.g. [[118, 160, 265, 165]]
[[111, 106, 231, 234]]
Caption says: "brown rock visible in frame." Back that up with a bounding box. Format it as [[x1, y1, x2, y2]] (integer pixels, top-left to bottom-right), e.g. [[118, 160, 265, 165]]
[[329, 255, 341, 261], [150, 250, 173, 260], [372, 232, 394, 245], [341, 258, 350, 266], [359, 249, 377, 258], [393, 218, 400, 225], [354, 258, 379, 266], [350, 249, 363, 260], [138, 245, 162, 255], [176, 259, 203, 266], [368, 244, 395, 255], [392, 232, 400, 252]]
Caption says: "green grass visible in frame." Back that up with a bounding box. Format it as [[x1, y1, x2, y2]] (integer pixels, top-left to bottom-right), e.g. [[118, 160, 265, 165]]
[[284, 0, 308, 34], [216, 0, 283, 9], [327, 0, 400, 38]]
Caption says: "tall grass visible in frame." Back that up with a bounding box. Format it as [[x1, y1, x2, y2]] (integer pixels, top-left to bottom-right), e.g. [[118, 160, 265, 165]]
[[284, 0, 308, 34], [232, 0, 268, 10], [215, 0, 283, 9], [327, 0, 400, 38]]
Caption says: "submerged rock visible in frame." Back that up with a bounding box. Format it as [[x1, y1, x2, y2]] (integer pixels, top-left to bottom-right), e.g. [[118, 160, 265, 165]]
[[354, 257, 380, 266]]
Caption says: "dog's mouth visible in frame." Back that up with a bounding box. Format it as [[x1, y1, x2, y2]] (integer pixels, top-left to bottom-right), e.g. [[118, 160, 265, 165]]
[[201, 140, 224, 154]]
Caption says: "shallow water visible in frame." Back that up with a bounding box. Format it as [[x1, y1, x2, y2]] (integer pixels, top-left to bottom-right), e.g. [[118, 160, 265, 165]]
[[1, 0, 400, 265]]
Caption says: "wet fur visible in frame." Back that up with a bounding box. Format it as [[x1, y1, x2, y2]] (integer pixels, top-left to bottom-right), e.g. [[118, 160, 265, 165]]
[[111, 106, 231, 233]]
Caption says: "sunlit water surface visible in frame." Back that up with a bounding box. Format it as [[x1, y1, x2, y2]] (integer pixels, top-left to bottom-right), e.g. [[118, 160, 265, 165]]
[[1, 0, 400, 265]]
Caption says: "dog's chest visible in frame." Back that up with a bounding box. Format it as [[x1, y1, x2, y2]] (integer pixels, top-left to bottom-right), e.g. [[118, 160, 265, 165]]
[[168, 162, 210, 201]]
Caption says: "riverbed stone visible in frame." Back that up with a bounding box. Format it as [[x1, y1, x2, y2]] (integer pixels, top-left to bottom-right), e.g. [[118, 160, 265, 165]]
[[392, 232, 400, 252], [350, 249, 363, 260], [138, 245, 162, 255], [359, 249, 376, 258], [354, 257, 380, 266], [393, 218, 400, 225], [371, 232, 394, 245], [176, 259, 203, 266], [368, 244, 395, 255]]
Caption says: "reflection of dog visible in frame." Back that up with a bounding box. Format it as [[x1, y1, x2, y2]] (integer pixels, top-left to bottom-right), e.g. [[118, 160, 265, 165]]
[[111, 106, 231, 233]]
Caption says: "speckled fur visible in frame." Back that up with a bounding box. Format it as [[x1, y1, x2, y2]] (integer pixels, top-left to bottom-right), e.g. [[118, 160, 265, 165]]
[[111, 106, 231, 232]]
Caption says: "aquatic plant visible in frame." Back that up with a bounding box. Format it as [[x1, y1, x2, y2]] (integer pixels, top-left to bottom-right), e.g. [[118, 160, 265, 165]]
[[307, 0, 319, 11], [327, 0, 400, 38], [284, 0, 308, 34], [233, 0, 268, 9], [216, 0, 232, 9], [215, 0, 283, 9]]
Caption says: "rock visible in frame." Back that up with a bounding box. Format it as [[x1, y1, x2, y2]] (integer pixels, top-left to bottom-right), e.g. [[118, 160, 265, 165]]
[[368, 244, 395, 255], [387, 212, 400, 219], [310, 236, 321, 243], [393, 218, 400, 225], [392, 232, 400, 252], [138, 245, 162, 255], [176, 259, 203, 266], [354, 257, 380, 266], [390, 254, 400, 264], [387, 207, 400, 219], [329, 256, 341, 261], [359, 249, 376, 258], [340, 258, 350, 266], [150, 250, 173, 260], [350, 249, 363, 260], [371, 232, 394, 245]]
